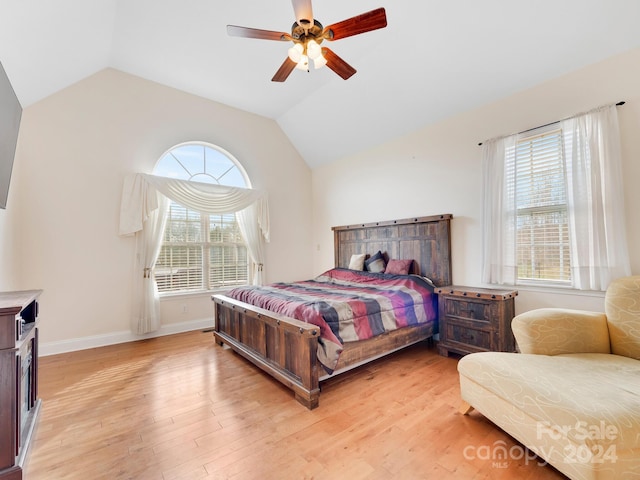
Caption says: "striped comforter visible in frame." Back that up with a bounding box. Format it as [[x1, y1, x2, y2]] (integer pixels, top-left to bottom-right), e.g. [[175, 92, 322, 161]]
[[226, 268, 437, 372]]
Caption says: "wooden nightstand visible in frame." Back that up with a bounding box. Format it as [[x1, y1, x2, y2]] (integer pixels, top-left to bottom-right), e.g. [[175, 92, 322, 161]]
[[436, 285, 518, 357]]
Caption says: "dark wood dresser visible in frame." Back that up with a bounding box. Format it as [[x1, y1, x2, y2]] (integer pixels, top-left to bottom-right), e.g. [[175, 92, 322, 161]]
[[0, 290, 42, 480], [436, 285, 517, 357]]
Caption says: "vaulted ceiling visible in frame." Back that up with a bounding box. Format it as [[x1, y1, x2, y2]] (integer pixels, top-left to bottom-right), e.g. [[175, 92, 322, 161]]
[[1, 0, 639, 168]]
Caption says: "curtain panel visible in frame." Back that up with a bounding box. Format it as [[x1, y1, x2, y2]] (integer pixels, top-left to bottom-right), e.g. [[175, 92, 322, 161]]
[[131, 194, 169, 334], [481, 104, 630, 290], [120, 173, 270, 334], [481, 135, 518, 285], [560, 105, 631, 290]]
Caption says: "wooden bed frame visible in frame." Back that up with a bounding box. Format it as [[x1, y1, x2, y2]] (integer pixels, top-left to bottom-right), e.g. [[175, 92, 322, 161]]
[[212, 214, 452, 409]]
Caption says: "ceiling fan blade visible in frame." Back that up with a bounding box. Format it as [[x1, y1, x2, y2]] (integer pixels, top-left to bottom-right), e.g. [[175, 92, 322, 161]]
[[291, 0, 313, 27], [227, 25, 291, 41], [322, 48, 356, 80], [272, 58, 297, 82], [324, 7, 387, 41]]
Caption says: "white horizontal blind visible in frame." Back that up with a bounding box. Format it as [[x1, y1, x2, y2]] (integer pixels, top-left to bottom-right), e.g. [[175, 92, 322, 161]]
[[156, 204, 203, 291], [156, 208, 249, 292], [208, 213, 248, 288], [507, 128, 572, 284]]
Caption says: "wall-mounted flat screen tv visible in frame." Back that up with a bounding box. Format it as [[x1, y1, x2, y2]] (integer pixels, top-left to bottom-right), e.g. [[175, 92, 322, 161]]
[[0, 61, 22, 209]]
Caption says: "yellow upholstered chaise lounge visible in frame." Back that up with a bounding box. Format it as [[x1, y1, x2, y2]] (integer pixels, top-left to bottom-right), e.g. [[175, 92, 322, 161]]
[[457, 276, 640, 480]]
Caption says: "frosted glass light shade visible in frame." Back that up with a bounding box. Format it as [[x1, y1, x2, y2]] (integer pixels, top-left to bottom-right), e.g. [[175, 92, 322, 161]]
[[307, 40, 321, 59], [313, 54, 327, 69], [295, 55, 309, 71], [288, 43, 304, 63]]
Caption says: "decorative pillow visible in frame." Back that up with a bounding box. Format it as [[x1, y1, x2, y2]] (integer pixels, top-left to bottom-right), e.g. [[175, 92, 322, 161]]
[[348, 253, 367, 271], [385, 259, 413, 275], [365, 251, 386, 273]]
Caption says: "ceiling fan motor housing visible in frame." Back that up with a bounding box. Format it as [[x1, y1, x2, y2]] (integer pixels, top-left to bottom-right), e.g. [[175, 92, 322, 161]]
[[291, 19, 325, 43]]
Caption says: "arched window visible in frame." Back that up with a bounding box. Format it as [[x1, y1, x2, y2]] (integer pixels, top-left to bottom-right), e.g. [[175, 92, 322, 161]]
[[153, 142, 250, 293]]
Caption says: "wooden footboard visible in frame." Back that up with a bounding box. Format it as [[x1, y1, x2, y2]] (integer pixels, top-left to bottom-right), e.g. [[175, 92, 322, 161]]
[[212, 294, 322, 409], [213, 294, 436, 409]]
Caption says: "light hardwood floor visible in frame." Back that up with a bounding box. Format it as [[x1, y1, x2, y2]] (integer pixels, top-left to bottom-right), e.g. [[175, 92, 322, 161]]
[[25, 330, 566, 479]]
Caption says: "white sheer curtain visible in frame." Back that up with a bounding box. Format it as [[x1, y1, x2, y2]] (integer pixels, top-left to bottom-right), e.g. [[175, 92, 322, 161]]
[[120, 174, 269, 237], [131, 193, 169, 334], [236, 202, 268, 285], [481, 135, 517, 285], [120, 173, 270, 334], [481, 104, 630, 290], [561, 105, 631, 290]]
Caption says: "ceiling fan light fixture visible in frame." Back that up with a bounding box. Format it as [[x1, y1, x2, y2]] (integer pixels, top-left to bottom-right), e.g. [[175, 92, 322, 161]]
[[306, 39, 322, 59], [313, 53, 327, 69], [287, 43, 304, 62], [227, 4, 387, 82], [295, 55, 310, 71]]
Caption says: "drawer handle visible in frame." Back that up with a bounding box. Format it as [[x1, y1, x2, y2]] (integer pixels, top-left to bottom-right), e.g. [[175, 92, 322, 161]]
[[461, 307, 477, 318], [461, 332, 475, 340]]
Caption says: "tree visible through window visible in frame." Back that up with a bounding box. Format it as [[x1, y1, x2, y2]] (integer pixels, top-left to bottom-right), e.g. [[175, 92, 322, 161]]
[[153, 142, 250, 293]]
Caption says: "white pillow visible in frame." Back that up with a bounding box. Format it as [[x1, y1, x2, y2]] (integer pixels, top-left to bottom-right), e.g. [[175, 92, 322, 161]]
[[348, 253, 367, 271]]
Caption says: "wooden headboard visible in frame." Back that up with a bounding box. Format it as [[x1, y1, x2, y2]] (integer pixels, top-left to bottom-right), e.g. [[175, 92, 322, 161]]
[[332, 214, 452, 287]]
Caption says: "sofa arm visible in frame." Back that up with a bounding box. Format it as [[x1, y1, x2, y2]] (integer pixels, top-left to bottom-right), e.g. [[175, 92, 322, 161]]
[[512, 308, 610, 355]]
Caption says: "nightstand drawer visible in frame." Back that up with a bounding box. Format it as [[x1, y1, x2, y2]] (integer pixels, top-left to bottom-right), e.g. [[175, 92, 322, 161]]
[[443, 299, 494, 324], [444, 322, 492, 350]]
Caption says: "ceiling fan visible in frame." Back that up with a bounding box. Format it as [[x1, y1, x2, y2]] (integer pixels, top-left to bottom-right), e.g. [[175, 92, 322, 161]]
[[227, 0, 387, 82]]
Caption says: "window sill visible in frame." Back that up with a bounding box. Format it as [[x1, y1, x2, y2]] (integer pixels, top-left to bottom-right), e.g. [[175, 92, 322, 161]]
[[484, 283, 605, 298], [159, 286, 248, 301]]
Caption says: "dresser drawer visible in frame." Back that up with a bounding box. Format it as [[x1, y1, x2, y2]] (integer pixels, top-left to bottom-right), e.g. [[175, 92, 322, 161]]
[[443, 298, 496, 325], [444, 322, 492, 350]]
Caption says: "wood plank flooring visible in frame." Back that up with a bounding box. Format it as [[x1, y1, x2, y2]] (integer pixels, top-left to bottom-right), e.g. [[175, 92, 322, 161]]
[[25, 331, 566, 479]]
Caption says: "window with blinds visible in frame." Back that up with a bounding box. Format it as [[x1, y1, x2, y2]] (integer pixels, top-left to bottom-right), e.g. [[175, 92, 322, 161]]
[[153, 142, 251, 294], [156, 204, 203, 291], [506, 127, 571, 285], [208, 213, 248, 288]]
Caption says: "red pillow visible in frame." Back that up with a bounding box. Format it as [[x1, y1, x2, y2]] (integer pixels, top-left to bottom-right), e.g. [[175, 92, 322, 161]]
[[385, 259, 412, 275]]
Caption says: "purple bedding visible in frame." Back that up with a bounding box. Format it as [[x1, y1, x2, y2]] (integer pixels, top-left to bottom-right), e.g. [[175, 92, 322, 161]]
[[226, 268, 437, 372]]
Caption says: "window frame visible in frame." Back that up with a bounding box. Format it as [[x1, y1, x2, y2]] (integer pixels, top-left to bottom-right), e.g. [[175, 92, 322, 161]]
[[153, 142, 252, 296], [509, 125, 572, 287]]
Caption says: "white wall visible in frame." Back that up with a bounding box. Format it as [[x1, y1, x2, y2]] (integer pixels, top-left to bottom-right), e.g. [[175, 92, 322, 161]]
[[0, 209, 17, 292], [8, 68, 313, 353], [312, 47, 640, 315], [0, 129, 24, 292]]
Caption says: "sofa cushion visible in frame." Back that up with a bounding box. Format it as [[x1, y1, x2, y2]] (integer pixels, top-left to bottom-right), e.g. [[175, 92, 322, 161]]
[[512, 308, 610, 355], [458, 352, 640, 450], [605, 276, 640, 360]]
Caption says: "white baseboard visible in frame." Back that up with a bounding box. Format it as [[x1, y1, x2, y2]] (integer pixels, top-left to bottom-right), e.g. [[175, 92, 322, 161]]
[[39, 318, 213, 357]]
